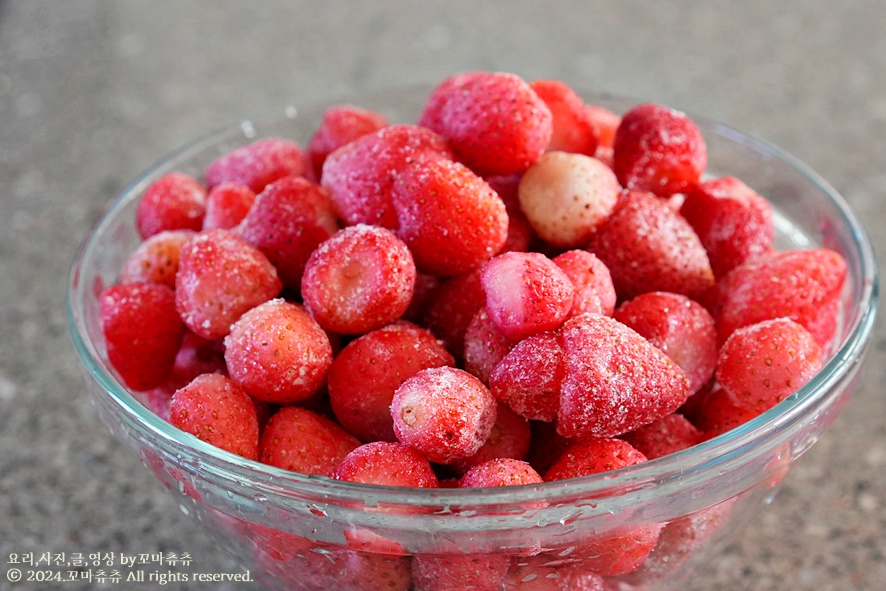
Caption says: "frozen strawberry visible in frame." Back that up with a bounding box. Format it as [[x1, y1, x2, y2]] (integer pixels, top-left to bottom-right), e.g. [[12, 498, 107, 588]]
[[544, 437, 647, 480], [205, 137, 307, 194], [174, 229, 282, 340], [552, 250, 617, 318], [716, 318, 823, 415], [333, 441, 439, 488], [417, 71, 484, 131], [710, 248, 847, 348], [485, 174, 534, 254], [119, 229, 195, 288], [612, 102, 707, 197], [169, 373, 259, 460], [99, 282, 186, 391], [202, 183, 256, 231], [460, 458, 543, 488], [259, 406, 360, 477], [586, 190, 715, 302], [679, 176, 775, 277], [420, 269, 486, 360], [689, 384, 763, 440], [621, 413, 702, 459], [391, 366, 498, 465], [481, 251, 575, 340], [463, 309, 518, 385], [321, 124, 453, 228], [301, 224, 416, 335], [346, 552, 413, 591], [557, 314, 691, 439], [412, 554, 511, 591], [224, 299, 332, 404], [393, 158, 509, 277], [585, 103, 621, 150], [489, 331, 564, 422], [327, 321, 455, 443], [424, 71, 553, 176], [530, 79, 599, 156], [307, 104, 389, 179], [518, 152, 620, 249], [613, 291, 718, 394], [451, 404, 532, 475], [135, 172, 207, 239], [238, 176, 339, 290]]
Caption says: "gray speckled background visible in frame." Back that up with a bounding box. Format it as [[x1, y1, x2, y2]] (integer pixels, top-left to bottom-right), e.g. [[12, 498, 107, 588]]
[[1, 1, 884, 590]]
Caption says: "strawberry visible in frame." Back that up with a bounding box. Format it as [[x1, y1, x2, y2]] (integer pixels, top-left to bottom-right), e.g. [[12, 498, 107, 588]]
[[715, 318, 823, 414], [552, 250, 617, 318], [224, 299, 332, 405], [99, 282, 186, 391], [119, 229, 195, 288], [586, 190, 715, 302], [391, 367, 498, 465], [518, 151, 620, 249], [169, 373, 259, 460], [614, 291, 718, 394], [417, 71, 484, 131], [202, 183, 256, 231], [301, 224, 417, 334], [679, 176, 775, 277], [174, 229, 282, 340], [321, 124, 453, 228], [530, 79, 598, 156], [205, 137, 307, 193], [420, 269, 486, 360], [450, 404, 531, 476], [333, 441, 439, 488], [392, 157, 509, 277], [709, 247, 847, 348], [621, 413, 702, 460], [489, 330, 564, 422], [463, 309, 518, 385], [459, 458, 543, 488], [135, 172, 207, 239], [307, 104, 389, 179], [557, 314, 691, 439], [423, 71, 553, 176], [612, 102, 707, 197], [237, 176, 339, 290], [411, 554, 511, 591], [259, 406, 360, 477]]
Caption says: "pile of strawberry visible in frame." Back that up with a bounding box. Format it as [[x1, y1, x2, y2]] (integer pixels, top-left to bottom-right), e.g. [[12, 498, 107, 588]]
[[98, 71, 846, 586]]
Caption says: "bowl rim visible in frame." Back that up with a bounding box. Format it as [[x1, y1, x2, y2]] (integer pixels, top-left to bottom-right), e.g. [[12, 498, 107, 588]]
[[66, 92, 880, 510]]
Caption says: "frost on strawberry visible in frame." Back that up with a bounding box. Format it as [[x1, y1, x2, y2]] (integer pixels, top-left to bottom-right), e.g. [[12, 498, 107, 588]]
[[259, 406, 360, 477], [205, 137, 307, 194], [307, 104, 389, 179], [489, 330, 564, 423], [586, 190, 715, 302], [530, 78, 599, 156], [709, 247, 847, 348], [557, 313, 691, 440], [136, 172, 207, 239]]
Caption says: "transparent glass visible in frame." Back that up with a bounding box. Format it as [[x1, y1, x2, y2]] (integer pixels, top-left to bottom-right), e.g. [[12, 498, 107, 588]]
[[67, 89, 878, 591]]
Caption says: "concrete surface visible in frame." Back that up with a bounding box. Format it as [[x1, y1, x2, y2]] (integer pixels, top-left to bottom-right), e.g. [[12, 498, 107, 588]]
[[1, 1, 884, 590]]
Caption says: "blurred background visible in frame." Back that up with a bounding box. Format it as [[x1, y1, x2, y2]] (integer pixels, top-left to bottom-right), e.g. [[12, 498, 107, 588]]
[[1, 1, 884, 589]]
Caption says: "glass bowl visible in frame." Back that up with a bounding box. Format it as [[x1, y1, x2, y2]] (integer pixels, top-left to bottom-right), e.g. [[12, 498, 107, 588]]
[[67, 88, 878, 591]]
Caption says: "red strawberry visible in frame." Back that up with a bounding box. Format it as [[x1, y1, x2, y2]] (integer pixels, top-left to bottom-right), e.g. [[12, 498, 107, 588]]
[[424, 71, 553, 176], [613, 291, 718, 394], [459, 458, 543, 488], [530, 78, 598, 156], [417, 71, 484, 130], [99, 282, 186, 391], [715, 318, 823, 414], [489, 330, 564, 422], [557, 314, 690, 439], [420, 269, 486, 360], [175, 229, 282, 340], [169, 373, 259, 460], [586, 190, 715, 302], [202, 183, 256, 231], [392, 157, 508, 277], [332, 441, 439, 488], [451, 404, 531, 476], [679, 176, 775, 277], [307, 104, 389, 179], [259, 406, 360, 477], [205, 137, 307, 193], [552, 250, 617, 318], [412, 554, 510, 591], [621, 413, 702, 460], [463, 309, 518, 385], [321, 124, 453, 228], [237, 176, 339, 290], [119, 229, 195, 288], [613, 102, 707, 197], [709, 247, 847, 348], [135, 172, 207, 239]]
